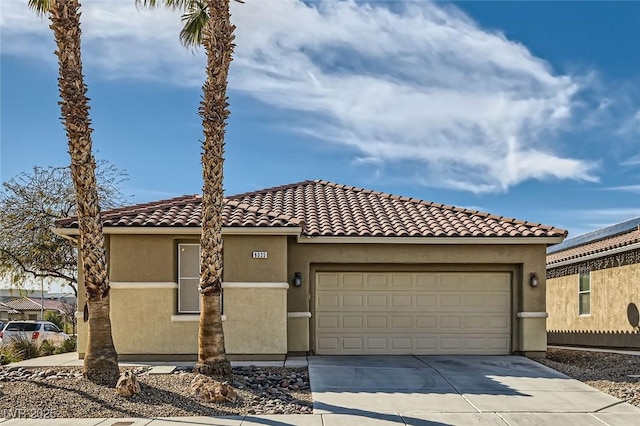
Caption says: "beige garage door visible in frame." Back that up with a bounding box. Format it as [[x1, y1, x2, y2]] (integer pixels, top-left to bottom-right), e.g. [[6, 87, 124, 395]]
[[315, 272, 511, 355]]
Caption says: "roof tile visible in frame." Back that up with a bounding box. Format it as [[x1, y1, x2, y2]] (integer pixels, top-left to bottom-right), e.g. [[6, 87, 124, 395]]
[[56, 180, 566, 239], [547, 228, 640, 265]]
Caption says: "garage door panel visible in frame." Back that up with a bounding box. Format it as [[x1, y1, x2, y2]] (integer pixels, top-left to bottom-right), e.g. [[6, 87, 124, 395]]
[[391, 316, 413, 329], [343, 274, 364, 288], [317, 294, 339, 308], [440, 316, 461, 328], [343, 337, 364, 350], [416, 337, 437, 350], [440, 275, 465, 290], [415, 275, 438, 289], [366, 316, 388, 328], [366, 274, 388, 288], [368, 337, 388, 350], [416, 316, 437, 329], [367, 295, 388, 307], [342, 316, 363, 329], [391, 295, 413, 307], [391, 274, 413, 288], [488, 294, 510, 308], [316, 334, 511, 354], [317, 273, 339, 289], [488, 337, 510, 351], [487, 316, 510, 330], [392, 337, 412, 350], [343, 294, 364, 307], [317, 337, 338, 351], [316, 272, 511, 355], [416, 295, 437, 307], [317, 316, 339, 330]]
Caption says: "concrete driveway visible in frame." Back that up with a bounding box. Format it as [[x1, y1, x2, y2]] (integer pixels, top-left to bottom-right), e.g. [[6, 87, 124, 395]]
[[309, 355, 640, 425]]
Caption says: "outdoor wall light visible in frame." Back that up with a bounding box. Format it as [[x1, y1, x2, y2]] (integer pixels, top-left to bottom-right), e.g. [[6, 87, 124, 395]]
[[293, 272, 302, 287], [529, 272, 539, 288]]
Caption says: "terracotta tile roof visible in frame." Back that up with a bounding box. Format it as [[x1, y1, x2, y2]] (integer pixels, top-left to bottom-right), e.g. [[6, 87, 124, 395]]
[[547, 228, 640, 266], [56, 180, 566, 239], [0, 302, 20, 314], [56, 195, 303, 229], [3, 297, 43, 311], [227, 180, 565, 238], [2, 298, 64, 313]]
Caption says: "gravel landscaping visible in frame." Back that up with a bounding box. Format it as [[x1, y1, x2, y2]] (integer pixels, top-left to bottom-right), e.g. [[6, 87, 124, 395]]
[[536, 348, 640, 407], [0, 365, 312, 419]]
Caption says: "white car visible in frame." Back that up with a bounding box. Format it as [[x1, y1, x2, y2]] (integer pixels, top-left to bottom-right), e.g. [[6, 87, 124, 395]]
[[0, 321, 70, 347]]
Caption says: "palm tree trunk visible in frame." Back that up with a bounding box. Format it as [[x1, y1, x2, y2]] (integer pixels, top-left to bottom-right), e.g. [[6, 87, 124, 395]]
[[193, 0, 234, 376], [49, 0, 119, 385]]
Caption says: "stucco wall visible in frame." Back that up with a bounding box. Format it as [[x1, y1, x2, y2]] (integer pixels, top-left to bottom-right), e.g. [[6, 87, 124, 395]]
[[223, 284, 288, 354], [76, 232, 549, 358], [109, 235, 179, 282], [79, 233, 289, 358], [223, 235, 288, 282], [108, 234, 287, 283], [547, 264, 640, 332], [110, 284, 198, 355]]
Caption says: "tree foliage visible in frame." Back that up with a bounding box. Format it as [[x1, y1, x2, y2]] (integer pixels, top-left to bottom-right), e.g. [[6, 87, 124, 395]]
[[0, 162, 128, 296]]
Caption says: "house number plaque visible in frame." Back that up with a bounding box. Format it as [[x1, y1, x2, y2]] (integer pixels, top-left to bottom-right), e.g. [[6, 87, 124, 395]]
[[252, 251, 268, 259]]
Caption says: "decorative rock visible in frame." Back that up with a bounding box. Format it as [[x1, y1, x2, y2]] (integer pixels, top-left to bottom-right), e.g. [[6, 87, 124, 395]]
[[115, 370, 141, 397], [190, 374, 237, 403]]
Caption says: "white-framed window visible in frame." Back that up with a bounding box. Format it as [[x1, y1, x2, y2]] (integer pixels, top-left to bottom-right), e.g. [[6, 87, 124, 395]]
[[579, 268, 591, 316], [178, 244, 201, 313]]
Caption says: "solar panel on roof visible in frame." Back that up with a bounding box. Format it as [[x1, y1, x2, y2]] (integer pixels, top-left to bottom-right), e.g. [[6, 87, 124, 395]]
[[547, 216, 640, 254]]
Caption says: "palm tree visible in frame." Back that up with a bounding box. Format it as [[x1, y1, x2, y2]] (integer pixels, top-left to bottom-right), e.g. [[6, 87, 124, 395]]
[[28, 0, 119, 385], [137, 0, 239, 375]]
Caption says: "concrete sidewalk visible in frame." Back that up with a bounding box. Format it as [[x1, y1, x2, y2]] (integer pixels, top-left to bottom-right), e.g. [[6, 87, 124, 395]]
[[2, 412, 640, 425], [6, 352, 308, 368]]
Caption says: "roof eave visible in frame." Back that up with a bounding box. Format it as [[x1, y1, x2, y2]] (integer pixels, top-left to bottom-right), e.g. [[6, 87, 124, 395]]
[[52, 226, 303, 239], [297, 235, 566, 245], [547, 240, 640, 268]]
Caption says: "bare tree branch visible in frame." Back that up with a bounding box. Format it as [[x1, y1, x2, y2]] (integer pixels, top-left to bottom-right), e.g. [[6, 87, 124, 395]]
[[0, 161, 129, 296]]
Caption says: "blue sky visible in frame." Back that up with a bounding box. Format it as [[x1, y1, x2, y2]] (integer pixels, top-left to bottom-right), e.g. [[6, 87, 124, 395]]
[[2, 0, 640, 239]]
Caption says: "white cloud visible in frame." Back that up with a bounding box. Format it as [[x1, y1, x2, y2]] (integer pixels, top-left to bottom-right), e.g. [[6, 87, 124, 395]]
[[575, 208, 640, 219], [603, 184, 640, 193], [620, 154, 640, 167], [2, 0, 599, 193], [617, 110, 640, 137]]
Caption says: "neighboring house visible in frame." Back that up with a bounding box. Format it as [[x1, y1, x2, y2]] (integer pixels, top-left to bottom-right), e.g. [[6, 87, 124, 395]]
[[0, 303, 19, 322], [546, 218, 640, 350], [54, 180, 566, 361], [0, 297, 66, 321]]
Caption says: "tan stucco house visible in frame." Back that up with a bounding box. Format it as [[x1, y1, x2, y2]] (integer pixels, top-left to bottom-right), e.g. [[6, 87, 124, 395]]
[[0, 297, 65, 322], [54, 180, 566, 361], [547, 218, 640, 350]]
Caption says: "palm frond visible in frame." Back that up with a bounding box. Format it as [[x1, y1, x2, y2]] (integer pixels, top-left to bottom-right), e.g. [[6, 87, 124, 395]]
[[27, 0, 51, 16], [135, 0, 194, 11], [179, 1, 208, 47]]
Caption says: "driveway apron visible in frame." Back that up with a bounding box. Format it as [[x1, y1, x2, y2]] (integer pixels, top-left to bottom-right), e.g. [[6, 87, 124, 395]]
[[309, 355, 640, 425]]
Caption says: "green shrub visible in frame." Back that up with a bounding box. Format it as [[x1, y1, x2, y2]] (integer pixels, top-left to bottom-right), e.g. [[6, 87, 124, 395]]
[[10, 335, 41, 360], [39, 340, 56, 356], [44, 312, 64, 330], [54, 336, 77, 354], [0, 345, 22, 365]]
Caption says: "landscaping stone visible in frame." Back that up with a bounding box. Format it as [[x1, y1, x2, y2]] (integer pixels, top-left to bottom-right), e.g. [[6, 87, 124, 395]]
[[191, 374, 237, 402], [0, 365, 312, 418], [115, 370, 141, 397]]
